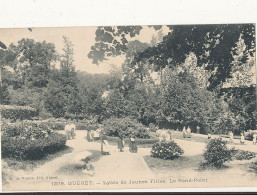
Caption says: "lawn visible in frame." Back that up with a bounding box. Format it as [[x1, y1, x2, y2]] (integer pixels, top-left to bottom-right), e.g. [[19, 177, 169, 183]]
[[56, 150, 102, 177], [2, 146, 73, 172], [144, 154, 204, 174]]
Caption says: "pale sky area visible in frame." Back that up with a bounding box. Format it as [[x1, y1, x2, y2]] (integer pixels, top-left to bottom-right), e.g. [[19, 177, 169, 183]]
[[0, 25, 170, 74]]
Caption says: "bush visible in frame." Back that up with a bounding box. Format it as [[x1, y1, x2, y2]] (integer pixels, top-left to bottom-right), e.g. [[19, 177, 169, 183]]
[[2, 132, 66, 160], [151, 140, 184, 160], [2, 121, 52, 139], [1, 105, 38, 121], [39, 119, 98, 130], [230, 148, 256, 161], [203, 138, 232, 167], [102, 117, 150, 139], [1, 121, 66, 160]]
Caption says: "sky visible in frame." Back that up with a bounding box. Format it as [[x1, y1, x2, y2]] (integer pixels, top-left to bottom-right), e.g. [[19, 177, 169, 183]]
[[0, 25, 170, 74]]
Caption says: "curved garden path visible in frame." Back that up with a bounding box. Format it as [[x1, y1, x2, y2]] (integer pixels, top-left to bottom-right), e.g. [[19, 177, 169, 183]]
[[3, 131, 257, 191], [3, 131, 153, 191]]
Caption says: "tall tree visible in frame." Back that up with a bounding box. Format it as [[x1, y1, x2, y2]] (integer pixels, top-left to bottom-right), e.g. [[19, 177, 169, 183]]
[[44, 36, 80, 117]]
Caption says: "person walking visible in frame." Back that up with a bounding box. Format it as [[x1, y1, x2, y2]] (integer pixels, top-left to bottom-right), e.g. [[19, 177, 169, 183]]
[[118, 132, 125, 152]]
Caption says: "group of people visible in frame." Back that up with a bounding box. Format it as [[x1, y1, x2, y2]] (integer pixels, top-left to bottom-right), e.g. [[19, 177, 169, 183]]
[[64, 120, 76, 140], [100, 132, 138, 155], [87, 129, 100, 142], [85, 126, 138, 155], [117, 132, 138, 153], [182, 126, 191, 138], [229, 131, 257, 145]]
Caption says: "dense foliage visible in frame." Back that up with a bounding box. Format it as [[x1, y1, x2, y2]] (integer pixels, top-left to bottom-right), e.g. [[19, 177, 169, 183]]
[[1, 24, 256, 136], [102, 117, 150, 139], [230, 148, 256, 161], [203, 139, 232, 167], [1, 105, 38, 121], [151, 141, 184, 160], [1, 122, 66, 160]]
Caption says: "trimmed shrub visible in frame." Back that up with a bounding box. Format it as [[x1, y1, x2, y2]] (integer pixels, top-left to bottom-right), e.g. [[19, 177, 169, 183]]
[[203, 138, 232, 167], [36, 119, 98, 131], [102, 117, 150, 139], [1, 105, 37, 121], [2, 132, 66, 160], [2, 121, 52, 139], [1, 122, 66, 160], [151, 140, 184, 160]]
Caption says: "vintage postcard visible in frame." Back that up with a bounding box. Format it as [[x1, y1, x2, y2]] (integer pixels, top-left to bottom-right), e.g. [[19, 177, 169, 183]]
[[0, 24, 257, 192]]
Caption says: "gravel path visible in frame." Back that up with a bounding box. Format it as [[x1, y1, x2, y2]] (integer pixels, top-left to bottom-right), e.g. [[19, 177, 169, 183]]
[[3, 131, 257, 191]]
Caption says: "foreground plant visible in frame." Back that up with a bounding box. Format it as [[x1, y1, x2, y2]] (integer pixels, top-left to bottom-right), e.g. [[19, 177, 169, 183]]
[[151, 140, 184, 160], [203, 138, 232, 168]]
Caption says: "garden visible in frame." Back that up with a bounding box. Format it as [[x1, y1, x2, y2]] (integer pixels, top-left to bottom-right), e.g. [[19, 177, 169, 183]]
[[1, 24, 257, 190]]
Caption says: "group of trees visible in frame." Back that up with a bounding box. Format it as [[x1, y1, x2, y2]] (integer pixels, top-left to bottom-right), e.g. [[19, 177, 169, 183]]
[[1, 37, 85, 119], [1, 24, 256, 134], [87, 24, 256, 134]]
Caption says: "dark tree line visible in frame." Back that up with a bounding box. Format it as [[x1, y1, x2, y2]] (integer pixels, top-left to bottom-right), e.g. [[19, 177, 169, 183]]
[[1, 24, 256, 134]]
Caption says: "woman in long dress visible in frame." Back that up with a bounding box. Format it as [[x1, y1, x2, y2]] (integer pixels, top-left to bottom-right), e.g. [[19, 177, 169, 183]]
[[182, 126, 187, 138], [229, 131, 234, 143], [253, 133, 256, 145], [101, 132, 110, 155], [117, 132, 125, 152], [87, 130, 91, 142], [129, 132, 137, 153], [240, 133, 245, 144]]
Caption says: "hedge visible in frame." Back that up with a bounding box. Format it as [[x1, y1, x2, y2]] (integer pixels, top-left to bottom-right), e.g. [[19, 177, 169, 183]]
[[2, 132, 66, 160], [104, 136, 159, 145], [102, 117, 150, 139], [1, 105, 37, 121], [1, 121, 67, 160]]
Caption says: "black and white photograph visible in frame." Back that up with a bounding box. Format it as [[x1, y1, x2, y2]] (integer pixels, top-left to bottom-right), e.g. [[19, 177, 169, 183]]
[[0, 23, 256, 191]]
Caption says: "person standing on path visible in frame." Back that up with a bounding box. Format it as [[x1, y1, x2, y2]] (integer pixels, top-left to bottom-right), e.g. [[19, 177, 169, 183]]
[[118, 132, 125, 152], [70, 120, 76, 139], [186, 126, 191, 138], [101, 132, 110, 155], [87, 130, 92, 142], [65, 120, 71, 140], [129, 132, 137, 153], [240, 133, 245, 144], [182, 126, 187, 138], [253, 133, 256, 145], [229, 131, 234, 143]]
